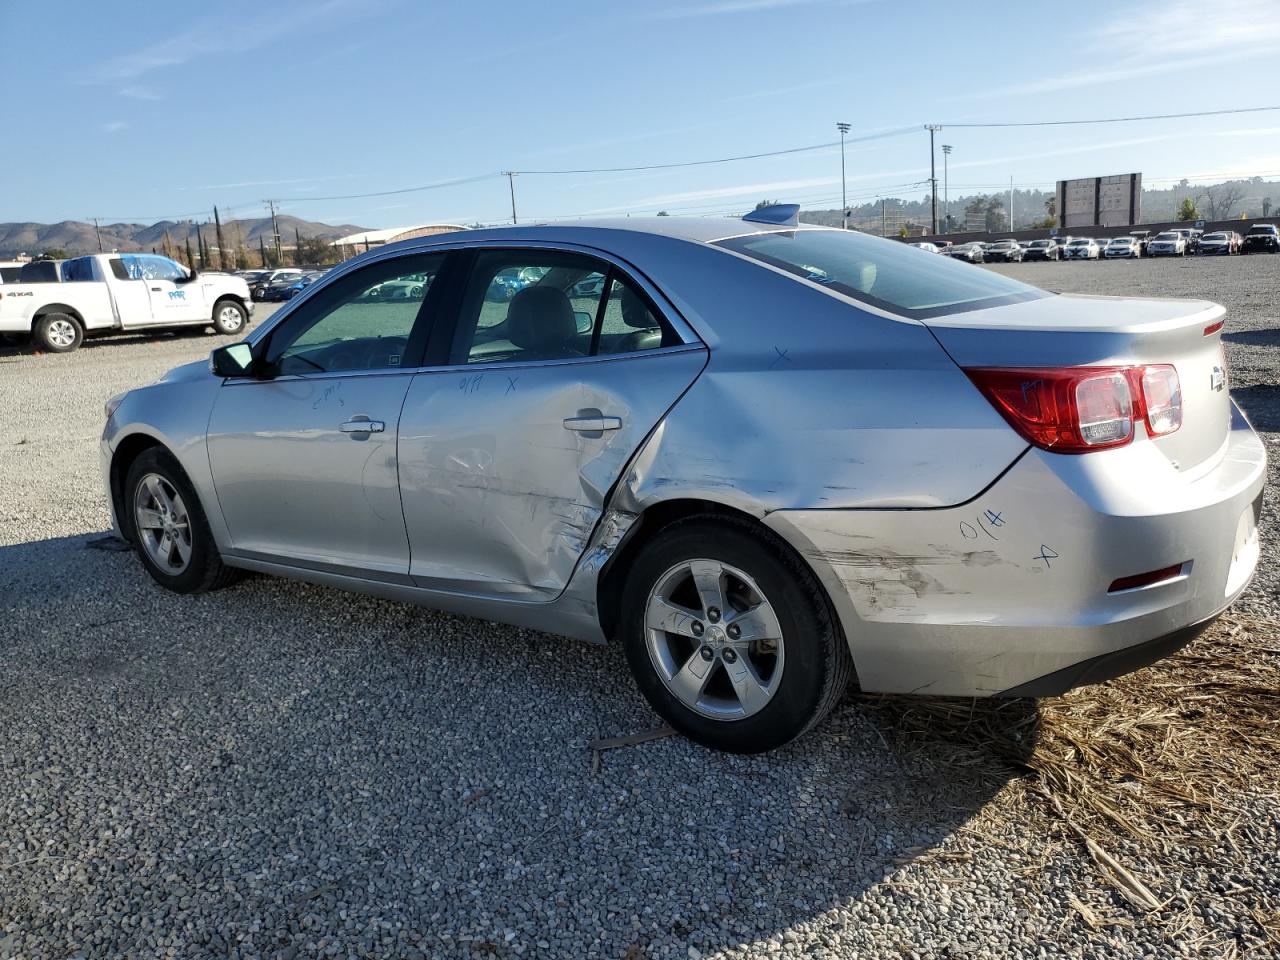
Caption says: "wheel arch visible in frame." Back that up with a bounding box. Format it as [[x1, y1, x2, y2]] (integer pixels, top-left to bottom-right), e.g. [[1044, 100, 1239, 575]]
[[33, 303, 87, 327], [212, 293, 249, 314], [109, 432, 169, 542], [595, 497, 849, 659]]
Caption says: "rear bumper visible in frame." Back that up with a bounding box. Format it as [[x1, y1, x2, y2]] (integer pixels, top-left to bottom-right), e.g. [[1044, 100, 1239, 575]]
[[767, 402, 1266, 697]]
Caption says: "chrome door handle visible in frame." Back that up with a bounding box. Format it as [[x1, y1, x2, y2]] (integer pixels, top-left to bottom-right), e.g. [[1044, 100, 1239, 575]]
[[563, 415, 622, 432], [150, 286, 162, 292], [340, 418, 385, 433]]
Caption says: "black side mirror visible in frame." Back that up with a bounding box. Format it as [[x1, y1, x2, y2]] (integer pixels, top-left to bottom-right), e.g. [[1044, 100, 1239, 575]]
[[210, 342, 256, 378]]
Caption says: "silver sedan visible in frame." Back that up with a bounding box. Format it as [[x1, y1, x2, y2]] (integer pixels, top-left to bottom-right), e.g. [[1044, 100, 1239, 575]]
[[102, 207, 1265, 753]]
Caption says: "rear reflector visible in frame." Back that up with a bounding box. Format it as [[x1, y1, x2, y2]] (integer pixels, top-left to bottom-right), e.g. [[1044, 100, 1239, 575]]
[[966, 365, 1182, 454], [1108, 562, 1187, 593], [1203, 319, 1225, 336]]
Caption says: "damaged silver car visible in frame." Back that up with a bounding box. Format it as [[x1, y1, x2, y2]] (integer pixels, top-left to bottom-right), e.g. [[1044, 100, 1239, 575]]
[[102, 206, 1265, 753]]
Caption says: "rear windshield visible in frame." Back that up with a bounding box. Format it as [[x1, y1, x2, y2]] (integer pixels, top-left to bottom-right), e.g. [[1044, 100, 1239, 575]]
[[1248, 225, 1277, 234], [715, 229, 1047, 319]]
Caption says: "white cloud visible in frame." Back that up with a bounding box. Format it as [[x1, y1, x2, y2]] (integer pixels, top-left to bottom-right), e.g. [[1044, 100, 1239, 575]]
[[965, 0, 1280, 98], [102, 121, 128, 134], [117, 84, 164, 101]]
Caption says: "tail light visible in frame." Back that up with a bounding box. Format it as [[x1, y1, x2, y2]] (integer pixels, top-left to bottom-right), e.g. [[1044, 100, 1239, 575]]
[[966, 365, 1181, 454]]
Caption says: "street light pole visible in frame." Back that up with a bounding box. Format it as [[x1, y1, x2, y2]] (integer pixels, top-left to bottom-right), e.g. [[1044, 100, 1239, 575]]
[[502, 171, 519, 224], [836, 122, 850, 230], [941, 145, 952, 234], [926, 125, 941, 235]]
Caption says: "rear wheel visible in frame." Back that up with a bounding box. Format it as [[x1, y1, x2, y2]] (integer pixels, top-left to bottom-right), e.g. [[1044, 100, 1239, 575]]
[[212, 299, 248, 336], [620, 518, 853, 753], [35, 313, 83, 353], [125, 447, 240, 593]]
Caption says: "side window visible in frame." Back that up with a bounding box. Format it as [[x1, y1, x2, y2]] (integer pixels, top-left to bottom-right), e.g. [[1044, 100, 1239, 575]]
[[143, 256, 187, 281], [267, 253, 445, 376], [63, 258, 96, 282], [449, 251, 676, 365], [594, 276, 668, 357]]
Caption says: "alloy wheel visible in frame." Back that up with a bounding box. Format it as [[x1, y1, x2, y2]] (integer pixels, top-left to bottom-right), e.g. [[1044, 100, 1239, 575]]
[[644, 559, 785, 720], [133, 473, 193, 574]]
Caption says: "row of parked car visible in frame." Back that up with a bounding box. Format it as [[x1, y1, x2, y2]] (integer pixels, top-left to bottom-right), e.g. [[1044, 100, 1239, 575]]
[[235, 268, 330, 302], [912, 222, 1280, 263]]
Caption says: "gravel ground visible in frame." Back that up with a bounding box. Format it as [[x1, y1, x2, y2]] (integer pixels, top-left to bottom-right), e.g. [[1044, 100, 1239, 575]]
[[1, 259, 1277, 960]]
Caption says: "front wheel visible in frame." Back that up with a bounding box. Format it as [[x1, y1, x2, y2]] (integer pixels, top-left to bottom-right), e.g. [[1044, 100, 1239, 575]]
[[125, 447, 241, 593], [212, 300, 248, 336], [620, 518, 853, 753], [35, 313, 83, 353]]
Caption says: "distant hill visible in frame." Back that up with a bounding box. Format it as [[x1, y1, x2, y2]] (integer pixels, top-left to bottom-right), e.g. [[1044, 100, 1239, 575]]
[[0, 215, 369, 259]]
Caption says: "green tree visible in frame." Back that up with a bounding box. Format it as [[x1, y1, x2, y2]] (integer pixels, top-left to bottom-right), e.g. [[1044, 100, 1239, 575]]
[[656, 210, 670, 216], [37, 248, 69, 260], [214, 207, 229, 272], [1176, 197, 1200, 221], [258, 235, 270, 268], [753, 199, 783, 211], [297, 235, 338, 266], [295, 228, 304, 266], [184, 236, 195, 268], [897, 225, 909, 238], [984, 197, 1008, 233]]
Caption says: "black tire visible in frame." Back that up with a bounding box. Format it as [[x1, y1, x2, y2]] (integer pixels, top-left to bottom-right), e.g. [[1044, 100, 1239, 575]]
[[34, 313, 83, 353], [212, 299, 248, 336], [124, 447, 241, 594], [620, 516, 853, 753]]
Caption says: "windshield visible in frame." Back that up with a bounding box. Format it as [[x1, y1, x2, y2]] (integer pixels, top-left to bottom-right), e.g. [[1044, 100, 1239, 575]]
[[1155, 232, 1179, 240], [1203, 233, 1226, 241], [1068, 239, 1091, 246], [1030, 240, 1051, 247], [1248, 225, 1276, 234], [715, 228, 1047, 319]]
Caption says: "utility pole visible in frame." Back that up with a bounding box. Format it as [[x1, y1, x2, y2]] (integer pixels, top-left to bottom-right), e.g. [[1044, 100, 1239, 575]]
[[265, 199, 282, 264], [941, 145, 952, 233], [836, 122, 850, 230], [92, 217, 104, 252], [502, 172, 519, 224], [926, 125, 941, 235], [880, 198, 887, 237]]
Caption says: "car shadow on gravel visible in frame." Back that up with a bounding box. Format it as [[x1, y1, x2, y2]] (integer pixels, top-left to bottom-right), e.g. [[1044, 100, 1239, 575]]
[[1224, 329, 1280, 349], [1232, 385, 1280, 432], [0, 531, 1038, 958]]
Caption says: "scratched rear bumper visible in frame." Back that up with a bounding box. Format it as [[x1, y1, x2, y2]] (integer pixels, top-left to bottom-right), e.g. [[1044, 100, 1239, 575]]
[[766, 403, 1265, 696]]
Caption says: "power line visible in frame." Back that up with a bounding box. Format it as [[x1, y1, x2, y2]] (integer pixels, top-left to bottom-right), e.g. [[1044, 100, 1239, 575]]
[[512, 126, 919, 175], [935, 105, 1280, 129]]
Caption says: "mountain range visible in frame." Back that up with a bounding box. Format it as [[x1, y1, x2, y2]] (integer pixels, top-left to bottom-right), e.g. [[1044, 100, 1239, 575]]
[[0, 216, 369, 259]]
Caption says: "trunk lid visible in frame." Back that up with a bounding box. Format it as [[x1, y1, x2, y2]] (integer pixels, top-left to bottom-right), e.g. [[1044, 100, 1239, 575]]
[[925, 293, 1230, 471]]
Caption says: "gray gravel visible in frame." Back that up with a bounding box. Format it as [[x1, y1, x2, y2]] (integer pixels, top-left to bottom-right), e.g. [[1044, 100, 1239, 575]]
[[2, 261, 1278, 959]]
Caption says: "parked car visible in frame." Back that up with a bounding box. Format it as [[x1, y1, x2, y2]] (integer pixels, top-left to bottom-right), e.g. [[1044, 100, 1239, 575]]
[[1197, 232, 1240, 255], [1023, 239, 1061, 262], [1174, 229, 1201, 253], [1128, 230, 1153, 255], [983, 239, 1023, 263], [909, 242, 940, 254], [1062, 238, 1102, 260], [249, 269, 304, 301], [285, 271, 326, 299], [0, 253, 251, 352], [100, 210, 1266, 753], [1104, 237, 1141, 259], [947, 242, 986, 263], [1242, 223, 1280, 254], [1147, 231, 1188, 257], [932, 241, 954, 255], [0, 260, 25, 283], [261, 274, 317, 302]]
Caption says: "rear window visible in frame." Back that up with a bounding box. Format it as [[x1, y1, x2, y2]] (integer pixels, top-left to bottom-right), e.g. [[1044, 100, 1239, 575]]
[[715, 229, 1047, 319], [1248, 225, 1277, 235]]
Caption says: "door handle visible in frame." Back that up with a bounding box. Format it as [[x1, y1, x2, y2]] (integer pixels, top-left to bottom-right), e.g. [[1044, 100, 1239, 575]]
[[340, 418, 385, 434], [563, 415, 622, 433], [150, 286, 162, 292]]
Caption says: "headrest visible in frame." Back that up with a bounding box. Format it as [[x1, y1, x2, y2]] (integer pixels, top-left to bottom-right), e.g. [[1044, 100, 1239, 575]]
[[616, 285, 654, 329], [507, 286, 577, 351]]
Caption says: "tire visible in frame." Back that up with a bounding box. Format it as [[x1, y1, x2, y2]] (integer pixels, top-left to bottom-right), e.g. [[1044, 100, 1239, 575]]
[[124, 447, 241, 594], [34, 313, 83, 353], [212, 299, 248, 336], [620, 517, 853, 753]]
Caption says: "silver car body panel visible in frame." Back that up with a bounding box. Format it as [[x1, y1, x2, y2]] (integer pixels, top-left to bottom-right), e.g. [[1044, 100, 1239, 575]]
[[102, 218, 1267, 694]]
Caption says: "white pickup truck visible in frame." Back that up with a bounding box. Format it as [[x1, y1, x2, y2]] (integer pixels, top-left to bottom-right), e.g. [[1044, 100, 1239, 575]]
[[0, 253, 253, 352]]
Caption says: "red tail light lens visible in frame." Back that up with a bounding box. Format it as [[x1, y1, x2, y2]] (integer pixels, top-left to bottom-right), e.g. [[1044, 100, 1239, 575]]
[[966, 365, 1181, 454]]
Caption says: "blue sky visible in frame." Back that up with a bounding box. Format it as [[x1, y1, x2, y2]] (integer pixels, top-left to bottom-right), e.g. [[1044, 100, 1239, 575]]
[[3, 0, 1279, 227]]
